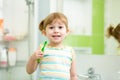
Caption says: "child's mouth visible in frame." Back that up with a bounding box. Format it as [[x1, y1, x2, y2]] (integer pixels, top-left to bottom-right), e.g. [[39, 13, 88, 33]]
[[52, 35, 61, 38]]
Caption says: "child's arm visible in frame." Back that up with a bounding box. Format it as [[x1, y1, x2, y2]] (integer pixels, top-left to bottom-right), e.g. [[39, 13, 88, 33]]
[[70, 51, 78, 80], [26, 49, 43, 74]]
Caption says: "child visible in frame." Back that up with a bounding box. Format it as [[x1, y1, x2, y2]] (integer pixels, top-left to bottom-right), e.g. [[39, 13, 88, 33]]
[[26, 12, 78, 80], [106, 23, 120, 55], [106, 23, 120, 44]]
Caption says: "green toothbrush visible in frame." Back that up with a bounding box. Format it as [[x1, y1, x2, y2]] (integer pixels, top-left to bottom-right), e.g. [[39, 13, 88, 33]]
[[37, 41, 47, 63]]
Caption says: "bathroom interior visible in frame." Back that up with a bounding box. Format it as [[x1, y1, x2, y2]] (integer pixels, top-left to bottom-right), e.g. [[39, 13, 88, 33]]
[[0, 0, 120, 80]]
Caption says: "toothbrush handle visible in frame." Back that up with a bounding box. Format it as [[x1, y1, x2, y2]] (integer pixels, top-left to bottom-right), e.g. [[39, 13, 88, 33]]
[[37, 41, 47, 63], [37, 48, 43, 63], [37, 59, 41, 63], [37, 46, 42, 63]]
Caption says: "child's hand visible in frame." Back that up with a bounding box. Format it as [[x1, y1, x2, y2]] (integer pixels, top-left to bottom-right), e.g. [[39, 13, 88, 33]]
[[32, 49, 44, 61]]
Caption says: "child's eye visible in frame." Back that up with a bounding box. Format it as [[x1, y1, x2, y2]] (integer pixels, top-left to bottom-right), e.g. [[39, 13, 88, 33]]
[[59, 26, 63, 29], [49, 26, 54, 29]]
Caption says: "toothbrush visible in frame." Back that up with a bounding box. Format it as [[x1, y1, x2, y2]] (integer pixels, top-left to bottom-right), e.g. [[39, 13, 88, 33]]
[[37, 41, 47, 63]]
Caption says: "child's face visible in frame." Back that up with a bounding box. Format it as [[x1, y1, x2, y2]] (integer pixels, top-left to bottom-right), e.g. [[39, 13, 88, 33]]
[[43, 19, 68, 44]]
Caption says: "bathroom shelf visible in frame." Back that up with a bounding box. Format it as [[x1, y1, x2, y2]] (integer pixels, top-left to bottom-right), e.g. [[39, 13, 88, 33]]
[[0, 61, 27, 69], [3, 35, 16, 42], [1, 34, 28, 42]]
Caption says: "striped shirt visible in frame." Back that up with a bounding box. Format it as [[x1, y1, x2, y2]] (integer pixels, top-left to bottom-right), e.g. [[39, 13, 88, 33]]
[[38, 46, 74, 80]]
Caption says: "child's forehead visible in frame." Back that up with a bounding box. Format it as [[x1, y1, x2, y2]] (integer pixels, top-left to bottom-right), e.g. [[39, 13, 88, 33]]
[[51, 18, 64, 24]]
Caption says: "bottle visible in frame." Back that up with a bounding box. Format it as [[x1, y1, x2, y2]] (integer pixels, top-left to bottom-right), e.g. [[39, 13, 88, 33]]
[[0, 19, 4, 41], [8, 48, 16, 66], [0, 47, 8, 67]]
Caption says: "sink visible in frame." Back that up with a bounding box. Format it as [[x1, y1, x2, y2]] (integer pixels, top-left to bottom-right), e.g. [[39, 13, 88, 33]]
[[77, 74, 89, 80]]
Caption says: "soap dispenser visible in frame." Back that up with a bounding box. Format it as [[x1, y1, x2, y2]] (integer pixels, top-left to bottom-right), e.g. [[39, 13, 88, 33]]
[[0, 47, 8, 67]]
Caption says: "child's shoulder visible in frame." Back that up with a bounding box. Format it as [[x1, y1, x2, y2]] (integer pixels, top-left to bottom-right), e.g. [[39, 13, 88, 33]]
[[64, 45, 75, 51], [64, 45, 73, 49]]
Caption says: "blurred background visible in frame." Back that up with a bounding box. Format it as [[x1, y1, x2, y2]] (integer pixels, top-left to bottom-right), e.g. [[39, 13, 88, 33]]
[[0, 0, 120, 80]]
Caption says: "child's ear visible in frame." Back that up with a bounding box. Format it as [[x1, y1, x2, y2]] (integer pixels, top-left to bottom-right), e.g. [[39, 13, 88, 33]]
[[66, 29, 71, 34], [42, 30, 46, 36]]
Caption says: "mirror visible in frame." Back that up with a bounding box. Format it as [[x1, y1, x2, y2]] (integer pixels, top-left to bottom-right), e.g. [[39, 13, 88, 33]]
[[104, 0, 120, 55], [34, 1, 120, 80], [47, 0, 120, 55], [63, 0, 120, 55]]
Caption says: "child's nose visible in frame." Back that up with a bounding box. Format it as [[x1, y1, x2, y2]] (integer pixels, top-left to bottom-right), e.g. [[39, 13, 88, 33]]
[[54, 27, 59, 32]]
